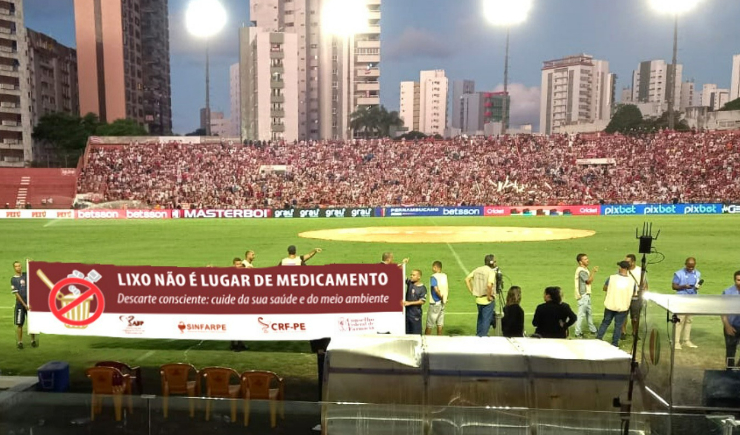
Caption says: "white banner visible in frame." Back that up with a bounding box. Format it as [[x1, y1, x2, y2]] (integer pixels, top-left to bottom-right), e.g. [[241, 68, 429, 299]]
[[0, 209, 75, 219]]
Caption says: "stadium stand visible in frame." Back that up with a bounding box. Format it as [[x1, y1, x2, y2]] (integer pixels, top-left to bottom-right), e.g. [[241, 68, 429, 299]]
[[0, 168, 77, 209], [73, 132, 740, 208]]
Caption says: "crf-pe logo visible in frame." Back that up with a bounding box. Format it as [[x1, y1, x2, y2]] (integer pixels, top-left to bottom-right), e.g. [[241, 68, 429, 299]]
[[257, 317, 306, 333]]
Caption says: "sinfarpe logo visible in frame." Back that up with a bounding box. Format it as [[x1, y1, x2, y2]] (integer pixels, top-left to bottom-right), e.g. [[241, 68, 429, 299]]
[[177, 321, 227, 333], [257, 317, 306, 333], [120, 315, 145, 335]]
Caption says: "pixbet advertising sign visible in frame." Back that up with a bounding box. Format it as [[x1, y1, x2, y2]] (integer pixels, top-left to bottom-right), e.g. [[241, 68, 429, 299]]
[[27, 262, 404, 340], [601, 203, 722, 216]]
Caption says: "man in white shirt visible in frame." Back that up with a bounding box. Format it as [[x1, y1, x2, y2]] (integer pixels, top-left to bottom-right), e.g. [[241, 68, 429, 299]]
[[595, 261, 636, 347], [280, 245, 322, 266], [621, 254, 647, 340], [242, 250, 255, 268]]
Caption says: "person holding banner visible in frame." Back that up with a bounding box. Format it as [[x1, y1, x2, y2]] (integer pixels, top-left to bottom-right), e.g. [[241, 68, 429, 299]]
[[403, 269, 427, 334], [11, 261, 37, 349], [242, 250, 256, 268], [381, 252, 409, 268], [281, 245, 322, 266], [425, 261, 448, 336]]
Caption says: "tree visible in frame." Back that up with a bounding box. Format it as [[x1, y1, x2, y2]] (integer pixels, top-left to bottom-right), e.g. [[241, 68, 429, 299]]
[[95, 118, 148, 136], [644, 111, 690, 132], [400, 131, 426, 140], [186, 128, 207, 137], [720, 97, 740, 111], [350, 105, 404, 138], [605, 104, 643, 134], [32, 112, 99, 152]]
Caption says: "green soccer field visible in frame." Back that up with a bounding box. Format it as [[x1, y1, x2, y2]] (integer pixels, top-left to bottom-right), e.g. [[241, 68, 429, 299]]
[[0, 215, 737, 396]]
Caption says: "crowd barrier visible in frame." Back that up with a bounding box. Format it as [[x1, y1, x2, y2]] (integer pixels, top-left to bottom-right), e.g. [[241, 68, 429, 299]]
[[1, 204, 738, 219]]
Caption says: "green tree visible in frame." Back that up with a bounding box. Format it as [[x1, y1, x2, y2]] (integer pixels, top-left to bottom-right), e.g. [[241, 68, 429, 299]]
[[720, 97, 740, 111], [605, 104, 643, 134], [350, 105, 404, 138], [400, 131, 426, 140], [643, 111, 690, 132], [32, 112, 99, 152], [95, 118, 148, 136], [186, 128, 207, 137]]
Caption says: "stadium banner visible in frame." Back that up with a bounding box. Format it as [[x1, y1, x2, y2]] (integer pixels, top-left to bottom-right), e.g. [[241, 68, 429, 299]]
[[74, 209, 172, 219], [376, 206, 484, 217], [484, 205, 600, 217], [273, 207, 375, 218], [0, 209, 75, 219], [601, 203, 723, 216], [172, 209, 271, 219], [723, 204, 740, 214], [27, 262, 404, 340]]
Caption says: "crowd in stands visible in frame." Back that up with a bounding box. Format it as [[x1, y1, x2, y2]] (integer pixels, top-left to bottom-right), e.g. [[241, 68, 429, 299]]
[[76, 131, 740, 208]]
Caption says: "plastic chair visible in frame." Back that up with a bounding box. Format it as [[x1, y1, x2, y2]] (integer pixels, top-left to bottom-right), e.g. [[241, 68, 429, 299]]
[[201, 367, 241, 422], [95, 360, 143, 394], [240, 370, 285, 428], [160, 363, 200, 418], [85, 366, 131, 421]]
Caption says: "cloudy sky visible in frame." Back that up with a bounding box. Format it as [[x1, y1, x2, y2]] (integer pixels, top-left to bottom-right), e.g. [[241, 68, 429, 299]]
[[24, 0, 740, 134]]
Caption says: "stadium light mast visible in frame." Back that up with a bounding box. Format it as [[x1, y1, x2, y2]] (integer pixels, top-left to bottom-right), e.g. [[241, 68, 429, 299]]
[[649, 0, 703, 130], [483, 0, 532, 135], [186, 0, 227, 137], [322, 0, 369, 140]]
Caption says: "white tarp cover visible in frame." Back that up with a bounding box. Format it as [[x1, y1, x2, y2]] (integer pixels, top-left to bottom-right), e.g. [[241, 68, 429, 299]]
[[644, 293, 740, 315], [325, 335, 630, 410]]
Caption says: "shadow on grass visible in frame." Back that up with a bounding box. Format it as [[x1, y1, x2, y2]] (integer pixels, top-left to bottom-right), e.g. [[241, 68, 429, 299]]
[[88, 339, 312, 353]]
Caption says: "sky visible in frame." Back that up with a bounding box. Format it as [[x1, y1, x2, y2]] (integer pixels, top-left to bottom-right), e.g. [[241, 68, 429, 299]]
[[23, 0, 740, 134]]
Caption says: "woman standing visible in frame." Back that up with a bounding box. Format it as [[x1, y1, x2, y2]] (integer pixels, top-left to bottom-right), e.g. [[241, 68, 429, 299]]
[[532, 286, 577, 339]]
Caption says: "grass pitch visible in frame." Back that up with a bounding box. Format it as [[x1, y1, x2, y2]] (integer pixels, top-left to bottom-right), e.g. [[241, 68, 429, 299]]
[[1, 215, 737, 397]]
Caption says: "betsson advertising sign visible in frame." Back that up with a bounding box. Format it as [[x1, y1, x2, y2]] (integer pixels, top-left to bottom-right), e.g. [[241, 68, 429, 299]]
[[376, 206, 482, 217], [601, 203, 722, 216]]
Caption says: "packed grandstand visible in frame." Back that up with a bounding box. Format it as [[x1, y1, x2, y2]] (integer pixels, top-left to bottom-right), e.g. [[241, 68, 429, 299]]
[[70, 131, 740, 209]]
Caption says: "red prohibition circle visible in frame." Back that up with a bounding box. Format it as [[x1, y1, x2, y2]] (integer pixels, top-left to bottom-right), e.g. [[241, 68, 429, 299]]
[[47, 277, 105, 327]]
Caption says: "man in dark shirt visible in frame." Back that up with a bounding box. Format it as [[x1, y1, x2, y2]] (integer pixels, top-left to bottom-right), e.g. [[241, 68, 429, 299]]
[[402, 269, 427, 334], [11, 261, 37, 349]]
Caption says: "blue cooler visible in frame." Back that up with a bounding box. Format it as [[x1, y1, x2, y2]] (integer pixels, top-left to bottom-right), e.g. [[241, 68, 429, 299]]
[[37, 361, 70, 392]]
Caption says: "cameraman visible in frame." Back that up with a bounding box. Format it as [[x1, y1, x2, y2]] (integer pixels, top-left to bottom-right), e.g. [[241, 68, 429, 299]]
[[465, 254, 498, 337]]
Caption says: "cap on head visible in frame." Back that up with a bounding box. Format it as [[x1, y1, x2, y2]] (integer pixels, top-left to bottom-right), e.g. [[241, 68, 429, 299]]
[[288, 245, 297, 255], [617, 260, 630, 269]]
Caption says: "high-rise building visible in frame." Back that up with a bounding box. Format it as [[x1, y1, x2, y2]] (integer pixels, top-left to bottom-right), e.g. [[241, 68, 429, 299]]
[[229, 63, 239, 137], [26, 29, 79, 127], [680, 80, 696, 111], [701, 84, 730, 111], [399, 81, 419, 132], [459, 91, 510, 135], [631, 60, 683, 110], [209, 111, 229, 137], [0, 0, 32, 166], [240, 0, 381, 141], [620, 88, 633, 104], [450, 80, 474, 129], [74, 0, 172, 133], [731, 54, 740, 102], [398, 70, 447, 136], [539, 54, 614, 135]]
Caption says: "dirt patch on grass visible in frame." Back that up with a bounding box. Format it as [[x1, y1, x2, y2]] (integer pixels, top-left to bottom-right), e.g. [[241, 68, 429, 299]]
[[299, 226, 596, 244]]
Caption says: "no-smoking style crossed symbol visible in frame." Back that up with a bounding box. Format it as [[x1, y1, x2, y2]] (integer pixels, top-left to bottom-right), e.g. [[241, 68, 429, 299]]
[[37, 269, 106, 327]]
